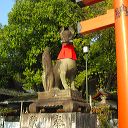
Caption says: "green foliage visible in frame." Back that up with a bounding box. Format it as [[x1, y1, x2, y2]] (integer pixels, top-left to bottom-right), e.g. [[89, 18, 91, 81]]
[[95, 105, 112, 128], [87, 28, 116, 91], [23, 68, 42, 90], [0, 0, 84, 90], [75, 70, 86, 88], [74, 28, 116, 92], [0, 0, 116, 92], [0, 108, 16, 115]]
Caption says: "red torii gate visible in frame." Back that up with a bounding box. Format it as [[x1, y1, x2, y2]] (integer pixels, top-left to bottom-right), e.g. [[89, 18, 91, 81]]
[[77, 0, 128, 128]]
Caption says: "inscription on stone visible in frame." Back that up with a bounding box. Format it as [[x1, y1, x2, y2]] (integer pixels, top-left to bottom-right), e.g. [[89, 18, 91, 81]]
[[52, 114, 66, 128], [21, 113, 96, 128]]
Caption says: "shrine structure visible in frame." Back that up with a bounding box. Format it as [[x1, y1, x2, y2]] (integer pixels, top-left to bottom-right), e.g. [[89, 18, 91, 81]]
[[77, 0, 128, 128]]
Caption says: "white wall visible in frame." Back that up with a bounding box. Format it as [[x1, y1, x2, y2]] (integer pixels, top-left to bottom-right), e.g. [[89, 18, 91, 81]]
[[4, 122, 20, 128]]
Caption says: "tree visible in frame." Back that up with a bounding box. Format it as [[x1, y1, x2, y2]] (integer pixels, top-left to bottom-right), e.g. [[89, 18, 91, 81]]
[[88, 28, 116, 91], [0, 0, 116, 93], [0, 0, 84, 90]]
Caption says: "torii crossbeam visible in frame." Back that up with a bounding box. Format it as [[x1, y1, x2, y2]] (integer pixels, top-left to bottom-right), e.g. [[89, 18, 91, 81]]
[[77, 0, 128, 128], [78, 9, 114, 34]]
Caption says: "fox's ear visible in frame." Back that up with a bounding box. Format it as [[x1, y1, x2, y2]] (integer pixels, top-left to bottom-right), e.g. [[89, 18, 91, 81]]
[[68, 26, 75, 35], [59, 27, 64, 35]]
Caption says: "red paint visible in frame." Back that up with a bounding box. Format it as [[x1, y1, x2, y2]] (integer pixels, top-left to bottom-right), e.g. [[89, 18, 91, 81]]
[[78, 9, 114, 34], [114, 0, 128, 127], [57, 43, 77, 60], [79, 0, 104, 6]]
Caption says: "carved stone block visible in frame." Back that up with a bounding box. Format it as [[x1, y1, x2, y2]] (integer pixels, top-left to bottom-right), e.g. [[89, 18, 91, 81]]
[[29, 89, 90, 113], [21, 112, 97, 128]]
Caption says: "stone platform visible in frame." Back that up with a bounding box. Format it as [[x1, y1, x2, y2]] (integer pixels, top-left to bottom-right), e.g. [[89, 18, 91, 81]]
[[21, 112, 97, 128], [29, 89, 90, 113]]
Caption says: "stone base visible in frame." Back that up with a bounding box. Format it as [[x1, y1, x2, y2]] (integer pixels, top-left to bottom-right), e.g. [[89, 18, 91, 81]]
[[21, 112, 97, 128], [29, 89, 90, 113]]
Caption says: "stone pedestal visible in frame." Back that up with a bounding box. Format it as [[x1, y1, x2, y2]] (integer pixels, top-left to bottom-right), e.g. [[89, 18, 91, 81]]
[[21, 112, 97, 128], [29, 89, 90, 113], [26, 90, 96, 128]]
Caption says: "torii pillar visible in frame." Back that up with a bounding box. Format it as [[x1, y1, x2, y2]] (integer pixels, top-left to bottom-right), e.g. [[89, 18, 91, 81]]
[[114, 0, 128, 128], [77, 0, 128, 127]]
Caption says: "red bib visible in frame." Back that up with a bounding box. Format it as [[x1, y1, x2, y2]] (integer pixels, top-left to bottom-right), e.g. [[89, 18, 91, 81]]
[[57, 43, 77, 60]]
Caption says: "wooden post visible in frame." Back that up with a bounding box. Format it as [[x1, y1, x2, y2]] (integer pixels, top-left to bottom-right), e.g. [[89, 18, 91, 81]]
[[114, 0, 128, 127]]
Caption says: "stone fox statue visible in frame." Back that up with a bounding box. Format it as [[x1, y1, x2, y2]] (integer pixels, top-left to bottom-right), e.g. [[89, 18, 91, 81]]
[[42, 27, 77, 91]]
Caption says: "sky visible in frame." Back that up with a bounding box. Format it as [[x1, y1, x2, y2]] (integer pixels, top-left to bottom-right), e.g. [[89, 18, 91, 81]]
[[0, 0, 15, 25]]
